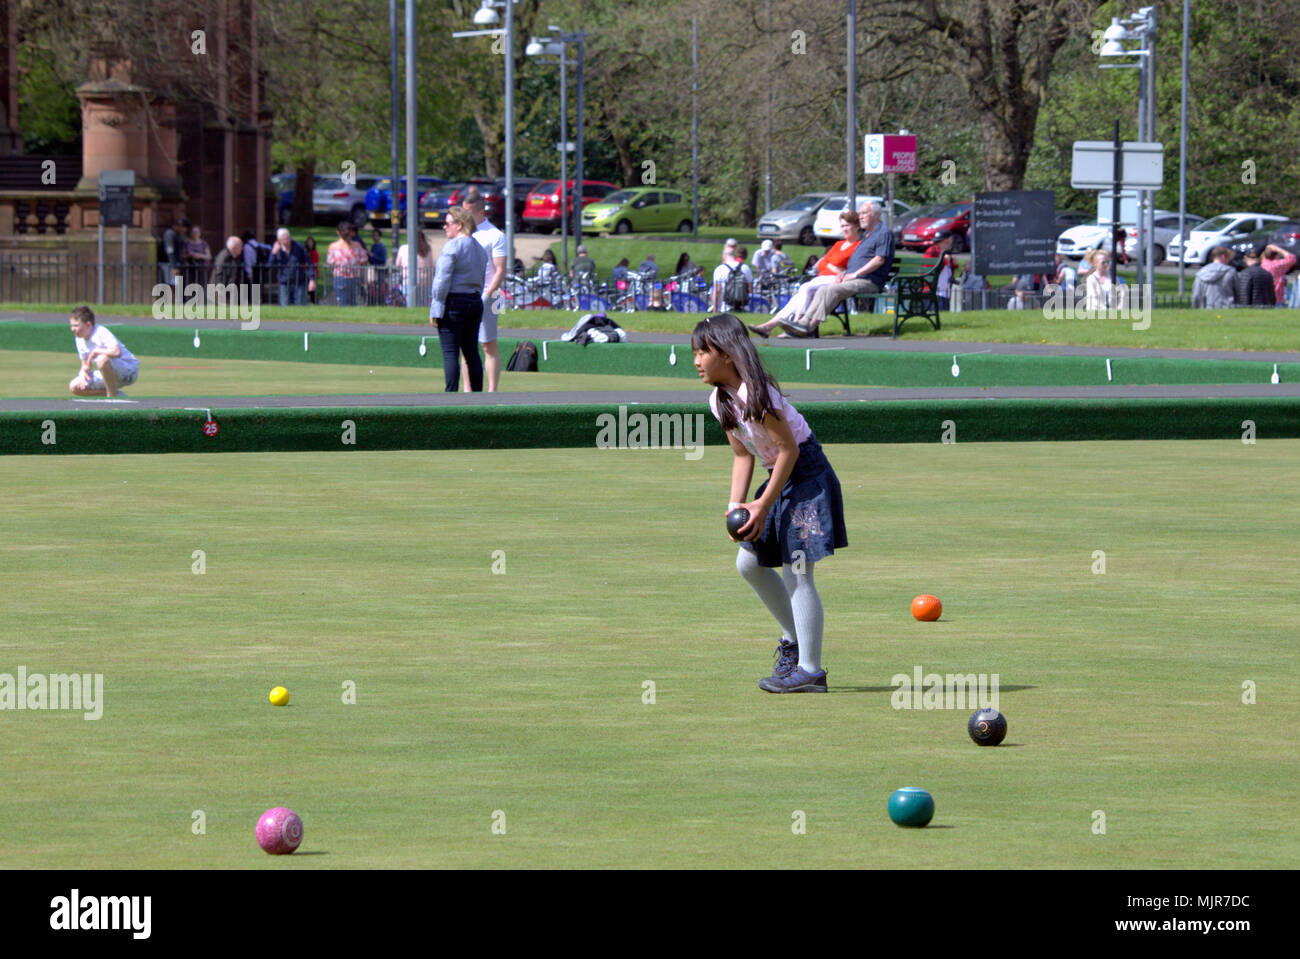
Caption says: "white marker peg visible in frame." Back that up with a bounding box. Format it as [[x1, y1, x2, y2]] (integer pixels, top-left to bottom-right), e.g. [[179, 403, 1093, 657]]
[[193, 330, 201, 349], [669, 345, 677, 366], [1106, 358, 1112, 381], [806, 349, 813, 372], [1271, 363, 1280, 384], [419, 336, 427, 357], [951, 355, 960, 378], [303, 331, 310, 351]]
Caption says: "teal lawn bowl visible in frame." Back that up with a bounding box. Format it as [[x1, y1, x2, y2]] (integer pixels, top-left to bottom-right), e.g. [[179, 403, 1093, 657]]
[[888, 787, 935, 828]]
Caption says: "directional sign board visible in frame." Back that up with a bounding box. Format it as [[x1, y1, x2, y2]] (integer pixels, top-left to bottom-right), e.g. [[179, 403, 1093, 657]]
[[864, 134, 917, 175], [1071, 141, 1164, 190], [971, 190, 1057, 276], [98, 170, 135, 227]]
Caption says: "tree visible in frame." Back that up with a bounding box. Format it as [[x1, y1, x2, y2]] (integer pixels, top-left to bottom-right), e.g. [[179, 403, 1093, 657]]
[[870, 0, 1105, 192]]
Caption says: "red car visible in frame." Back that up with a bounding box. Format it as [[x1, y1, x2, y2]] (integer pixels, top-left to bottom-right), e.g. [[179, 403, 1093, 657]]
[[900, 201, 972, 252], [522, 179, 620, 233]]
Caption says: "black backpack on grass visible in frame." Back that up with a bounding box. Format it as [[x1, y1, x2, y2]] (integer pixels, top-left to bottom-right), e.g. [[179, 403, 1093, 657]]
[[507, 341, 539, 372]]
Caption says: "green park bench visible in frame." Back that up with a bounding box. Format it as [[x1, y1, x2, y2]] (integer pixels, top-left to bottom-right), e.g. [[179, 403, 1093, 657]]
[[830, 254, 945, 338]]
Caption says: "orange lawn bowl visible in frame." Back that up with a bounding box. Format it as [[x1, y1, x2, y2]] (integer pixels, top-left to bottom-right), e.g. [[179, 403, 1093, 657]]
[[911, 594, 942, 621]]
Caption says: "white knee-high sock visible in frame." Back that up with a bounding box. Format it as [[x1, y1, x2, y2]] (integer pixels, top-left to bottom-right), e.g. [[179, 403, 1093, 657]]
[[782, 563, 824, 672], [736, 548, 796, 643]]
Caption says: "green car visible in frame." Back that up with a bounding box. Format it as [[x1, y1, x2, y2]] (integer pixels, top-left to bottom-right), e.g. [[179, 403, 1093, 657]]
[[580, 188, 694, 235]]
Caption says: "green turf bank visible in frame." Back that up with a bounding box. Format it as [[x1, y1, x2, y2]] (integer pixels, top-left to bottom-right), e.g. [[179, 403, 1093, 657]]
[[4, 397, 1300, 454]]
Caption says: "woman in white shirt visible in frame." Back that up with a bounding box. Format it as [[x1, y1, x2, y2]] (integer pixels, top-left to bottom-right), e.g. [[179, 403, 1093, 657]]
[[1084, 249, 1114, 312], [535, 249, 559, 283], [394, 229, 435, 306]]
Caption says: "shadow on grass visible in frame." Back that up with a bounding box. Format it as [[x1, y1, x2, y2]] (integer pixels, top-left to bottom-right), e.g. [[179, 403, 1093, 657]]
[[833, 684, 1038, 694]]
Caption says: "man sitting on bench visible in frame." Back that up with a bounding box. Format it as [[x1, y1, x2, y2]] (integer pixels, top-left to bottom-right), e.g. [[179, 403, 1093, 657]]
[[779, 200, 895, 337]]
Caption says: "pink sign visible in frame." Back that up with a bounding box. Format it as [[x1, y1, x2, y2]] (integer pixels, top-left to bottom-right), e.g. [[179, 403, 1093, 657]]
[[864, 134, 918, 174], [883, 135, 917, 174]]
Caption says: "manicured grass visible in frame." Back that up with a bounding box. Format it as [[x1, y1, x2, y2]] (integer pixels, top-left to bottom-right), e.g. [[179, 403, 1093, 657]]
[[0, 350, 852, 400], [1, 442, 1296, 868], [6, 299, 1299, 352]]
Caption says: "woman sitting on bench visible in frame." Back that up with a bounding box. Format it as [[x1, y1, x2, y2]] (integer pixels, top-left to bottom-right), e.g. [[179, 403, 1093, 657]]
[[747, 211, 862, 338]]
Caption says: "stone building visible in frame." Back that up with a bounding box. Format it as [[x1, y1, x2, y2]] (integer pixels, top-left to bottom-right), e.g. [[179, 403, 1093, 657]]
[[0, 0, 271, 300]]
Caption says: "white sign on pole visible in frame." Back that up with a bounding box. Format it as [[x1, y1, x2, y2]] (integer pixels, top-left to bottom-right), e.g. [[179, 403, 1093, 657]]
[[1071, 141, 1164, 189], [1097, 191, 1139, 227]]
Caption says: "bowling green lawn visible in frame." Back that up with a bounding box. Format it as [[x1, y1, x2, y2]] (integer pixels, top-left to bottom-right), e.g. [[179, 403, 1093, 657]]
[[1, 441, 1296, 870], [1, 350, 859, 398]]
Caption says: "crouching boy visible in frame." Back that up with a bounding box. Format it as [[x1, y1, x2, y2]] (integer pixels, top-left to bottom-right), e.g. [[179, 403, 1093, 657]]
[[68, 305, 139, 397]]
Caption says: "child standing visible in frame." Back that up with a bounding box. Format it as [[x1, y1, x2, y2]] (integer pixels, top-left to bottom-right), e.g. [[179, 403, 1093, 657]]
[[692, 313, 848, 692]]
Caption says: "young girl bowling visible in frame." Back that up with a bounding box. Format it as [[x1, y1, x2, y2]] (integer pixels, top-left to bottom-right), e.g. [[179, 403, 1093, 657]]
[[691, 313, 848, 692]]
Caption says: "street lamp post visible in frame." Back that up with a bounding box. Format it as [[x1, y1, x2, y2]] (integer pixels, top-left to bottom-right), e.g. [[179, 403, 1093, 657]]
[[846, 0, 857, 207], [456, 1, 517, 274], [1100, 7, 1157, 304], [527, 28, 587, 274], [1179, 0, 1189, 297]]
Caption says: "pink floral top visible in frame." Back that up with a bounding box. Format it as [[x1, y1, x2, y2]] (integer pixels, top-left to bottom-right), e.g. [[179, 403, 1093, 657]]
[[709, 381, 811, 469], [327, 238, 367, 279]]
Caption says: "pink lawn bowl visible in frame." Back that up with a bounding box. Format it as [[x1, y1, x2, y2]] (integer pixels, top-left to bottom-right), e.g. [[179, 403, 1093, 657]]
[[255, 807, 303, 855]]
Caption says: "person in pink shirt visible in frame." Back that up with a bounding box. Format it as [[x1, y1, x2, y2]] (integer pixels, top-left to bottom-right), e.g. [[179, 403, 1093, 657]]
[[1260, 244, 1297, 305]]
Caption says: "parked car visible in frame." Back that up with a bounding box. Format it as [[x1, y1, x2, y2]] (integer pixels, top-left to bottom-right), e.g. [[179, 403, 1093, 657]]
[[487, 177, 543, 229], [756, 192, 838, 246], [436, 177, 542, 230], [1228, 228, 1278, 269], [892, 202, 947, 244], [812, 194, 912, 245], [1056, 222, 1111, 259], [901, 201, 972, 251], [366, 176, 448, 226], [1054, 210, 1094, 234], [522, 179, 620, 233], [1058, 211, 1204, 262], [313, 173, 386, 226], [1168, 212, 1290, 265], [1126, 212, 1206, 263], [420, 182, 467, 229], [1266, 220, 1300, 257], [580, 187, 693, 235]]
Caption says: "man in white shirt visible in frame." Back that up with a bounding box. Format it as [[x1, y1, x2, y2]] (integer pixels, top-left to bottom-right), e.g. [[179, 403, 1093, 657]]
[[751, 239, 776, 275], [68, 305, 139, 398], [710, 238, 753, 312], [459, 189, 508, 392]]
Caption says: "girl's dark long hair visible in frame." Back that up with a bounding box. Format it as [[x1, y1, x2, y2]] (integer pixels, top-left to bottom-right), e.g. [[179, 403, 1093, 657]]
[[691, 313, 783, 432]]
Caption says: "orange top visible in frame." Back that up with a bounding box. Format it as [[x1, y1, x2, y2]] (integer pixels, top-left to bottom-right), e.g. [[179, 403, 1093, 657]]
[[818, 239, 860, 276]]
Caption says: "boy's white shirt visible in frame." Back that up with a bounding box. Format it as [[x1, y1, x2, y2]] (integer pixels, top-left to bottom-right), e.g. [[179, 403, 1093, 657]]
[[77, 325, 137, 365]]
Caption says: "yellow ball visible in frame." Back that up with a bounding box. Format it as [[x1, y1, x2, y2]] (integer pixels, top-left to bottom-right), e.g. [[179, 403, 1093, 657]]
[[269, 686, 290, 707]]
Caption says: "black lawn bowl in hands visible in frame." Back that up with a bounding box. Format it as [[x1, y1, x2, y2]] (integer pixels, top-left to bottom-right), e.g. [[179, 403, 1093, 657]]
[[726, 508, 751, 541], [968, 708, 1007, 746]]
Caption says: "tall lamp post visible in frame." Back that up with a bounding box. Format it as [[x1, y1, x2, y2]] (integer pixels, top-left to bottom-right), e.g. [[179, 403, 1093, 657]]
[[846, 0, 857, 208], [455, 1, 517, 274], [1100, 7, 1157, 302], [527, 27, 587, 274]]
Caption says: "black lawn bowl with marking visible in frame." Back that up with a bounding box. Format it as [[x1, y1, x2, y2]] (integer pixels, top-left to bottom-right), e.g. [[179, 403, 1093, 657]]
[[725, 508, 751, 541], [968, 708, 1007, 746]]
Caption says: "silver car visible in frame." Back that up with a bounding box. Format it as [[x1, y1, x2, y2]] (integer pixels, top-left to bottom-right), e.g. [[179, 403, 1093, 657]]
[[1126, 212, 1206, 263], [312, 173, 385, 227], [756, 192, 838, 247]]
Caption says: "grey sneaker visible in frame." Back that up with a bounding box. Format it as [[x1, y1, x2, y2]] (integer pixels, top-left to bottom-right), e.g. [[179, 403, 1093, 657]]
[[764, 639, 800, 684], [759, 666, 828, 693]]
